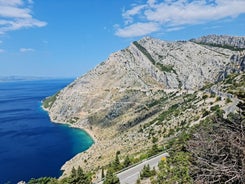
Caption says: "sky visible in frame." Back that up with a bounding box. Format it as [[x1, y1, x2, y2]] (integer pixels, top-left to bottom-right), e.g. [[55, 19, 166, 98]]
[[0, 0, 245, 78]]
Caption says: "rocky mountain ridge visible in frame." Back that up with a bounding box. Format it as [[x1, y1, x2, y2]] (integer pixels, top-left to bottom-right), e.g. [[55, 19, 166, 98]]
[[43, 35, 244, 178], [190, 34, 245, 49], [44, 35, 244, 125]]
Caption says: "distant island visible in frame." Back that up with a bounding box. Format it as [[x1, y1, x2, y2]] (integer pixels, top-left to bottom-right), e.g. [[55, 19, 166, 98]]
[[0, 76, 74, 82]]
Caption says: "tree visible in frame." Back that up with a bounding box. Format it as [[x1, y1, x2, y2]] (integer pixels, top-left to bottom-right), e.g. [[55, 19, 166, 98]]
[[140, 164, 151, 179], [136, 178, 141, 184], [148, 144, 159, 157], [123, 155, 131, 168], [67, 166, 91, 184], [68, 167, 78, 184], [157, 152, 191, 184], [28, 177, 58, 184], [101, 166, 105, 179], [77, 166, 91, 184], [113, 152, 121, 171], [202, 94, 208, 103], [103, 168, 120, 184]]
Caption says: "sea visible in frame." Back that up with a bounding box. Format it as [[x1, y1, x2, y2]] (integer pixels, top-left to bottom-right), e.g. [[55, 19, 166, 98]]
[[0, 79, 94, 183]]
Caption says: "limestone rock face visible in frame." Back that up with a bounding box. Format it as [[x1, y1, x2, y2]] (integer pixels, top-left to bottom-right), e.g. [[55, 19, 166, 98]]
[[190, 34, 245, 49], [45, 35, 244, 126]]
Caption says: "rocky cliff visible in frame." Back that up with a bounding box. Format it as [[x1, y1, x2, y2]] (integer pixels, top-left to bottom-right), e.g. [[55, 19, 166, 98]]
[[43, 35, 244, 178], [44, 35, 244, 126], [190, 34, 245, 49], [190, 35, 245, 76]]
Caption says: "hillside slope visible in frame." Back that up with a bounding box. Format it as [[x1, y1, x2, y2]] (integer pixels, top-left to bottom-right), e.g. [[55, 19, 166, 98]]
[[43, 35, 245, 178], [44, 36, 243, 125]]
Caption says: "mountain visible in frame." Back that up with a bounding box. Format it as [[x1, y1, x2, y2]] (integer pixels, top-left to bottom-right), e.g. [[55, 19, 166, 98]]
[[44, 35, 244, 125], [43, 35, 244, 179], [190, 34, 245, 49]]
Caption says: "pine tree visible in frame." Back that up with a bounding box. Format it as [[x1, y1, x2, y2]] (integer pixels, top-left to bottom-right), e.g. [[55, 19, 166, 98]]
[[113, 152, 121, 171], [101, 166, 105, 179], [103, 168, 120, 184], [68, 166, 91, 184], [77, 166, 91, 184], [123, 155, 131, 168], [68, 167, 78, 184]]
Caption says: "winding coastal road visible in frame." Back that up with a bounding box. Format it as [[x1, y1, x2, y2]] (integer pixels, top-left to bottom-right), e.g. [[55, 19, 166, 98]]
[[97, 152, 169, 184]]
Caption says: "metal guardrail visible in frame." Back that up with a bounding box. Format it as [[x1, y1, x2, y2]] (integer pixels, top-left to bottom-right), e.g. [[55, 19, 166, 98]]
[[95, 151, 169, 184]]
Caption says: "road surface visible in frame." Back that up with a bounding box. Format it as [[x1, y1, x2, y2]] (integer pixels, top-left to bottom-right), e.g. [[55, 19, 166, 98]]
[[97, 152, 169, 184]]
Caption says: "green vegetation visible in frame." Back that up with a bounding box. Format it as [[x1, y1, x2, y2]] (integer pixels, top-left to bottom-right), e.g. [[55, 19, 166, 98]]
[[155, 63, 177, 74], [202, 109, 210, 117], [101, 166, 105, 179], [156, 152, 192, 184], [27, 166, 91, 184], [200, 82, 213, 91], [103, 168, 120, 184], [146, 96, 168, 108], [133, 41, 156, 65], [101, 152, 123, 184], [28, 177, 58, 184], [133, 41, 177, 73], [147, 144, 160, 157], [193, 42, 245, 51], [216, 96, 221, 101], [112, 152, 121, 171], [210, 104, 220, 112], [123, 155, 131, 168], [202, 94, 208, 103], [140, 164, 156, 179], [42, 92, 59, 109], [68, 117, 79, 124]]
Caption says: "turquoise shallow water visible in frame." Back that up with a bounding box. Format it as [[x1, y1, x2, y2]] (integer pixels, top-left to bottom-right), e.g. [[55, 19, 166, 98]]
[[0, 79, 94, 183]]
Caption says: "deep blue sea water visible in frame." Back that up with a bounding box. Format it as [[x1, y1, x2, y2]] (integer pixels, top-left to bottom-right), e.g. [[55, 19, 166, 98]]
[[0, 79, 94, 183]]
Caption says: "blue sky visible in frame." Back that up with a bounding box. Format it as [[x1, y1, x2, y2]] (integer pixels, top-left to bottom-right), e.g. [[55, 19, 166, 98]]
[[0, 0, 245, 78]]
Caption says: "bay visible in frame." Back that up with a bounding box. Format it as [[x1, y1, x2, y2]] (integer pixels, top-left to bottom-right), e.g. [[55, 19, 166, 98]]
[[0, 79, 94, 183]]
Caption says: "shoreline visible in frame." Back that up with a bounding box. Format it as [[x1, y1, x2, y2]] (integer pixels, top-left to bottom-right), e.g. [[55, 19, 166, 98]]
[[41, 104, 97, 143], [41, 103, 97, 166], [69, 122, 98, 143]]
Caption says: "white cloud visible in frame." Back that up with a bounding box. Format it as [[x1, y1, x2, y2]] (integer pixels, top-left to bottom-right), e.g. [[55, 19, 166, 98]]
[[115, 0, 245, 37], [20, 48, 35, 52], [166, 26, 184, 32], [0, 0, 47, 34], [115, 22, 160, 38], [0, 0, 23, 6], [122, 5, 146, 24]]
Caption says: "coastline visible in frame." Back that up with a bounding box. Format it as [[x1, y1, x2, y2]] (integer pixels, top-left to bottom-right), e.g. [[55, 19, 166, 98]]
[[70, 123, 97, 143], [41, 104, 97, 143], [41, 103, 98, 176]]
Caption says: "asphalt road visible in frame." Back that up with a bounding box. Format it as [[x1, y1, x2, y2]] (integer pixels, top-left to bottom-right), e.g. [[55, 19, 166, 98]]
[[97, 152, 169, 184]]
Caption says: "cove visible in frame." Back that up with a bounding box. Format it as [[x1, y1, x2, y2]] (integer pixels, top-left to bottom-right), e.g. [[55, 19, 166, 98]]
[[0, 79, 94, 183]]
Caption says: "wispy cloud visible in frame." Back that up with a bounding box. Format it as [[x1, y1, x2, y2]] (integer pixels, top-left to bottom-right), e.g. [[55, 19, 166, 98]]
[[115, 22, 160, 37], [0, 48, 5, 53], [0, 0, 47, 34], [20, 47, 35, 52], [115, 0, 245, 37]]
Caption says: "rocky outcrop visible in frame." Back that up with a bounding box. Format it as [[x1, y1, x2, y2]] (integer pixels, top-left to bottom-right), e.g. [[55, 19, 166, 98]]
[[190, 34, 245, 50]]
